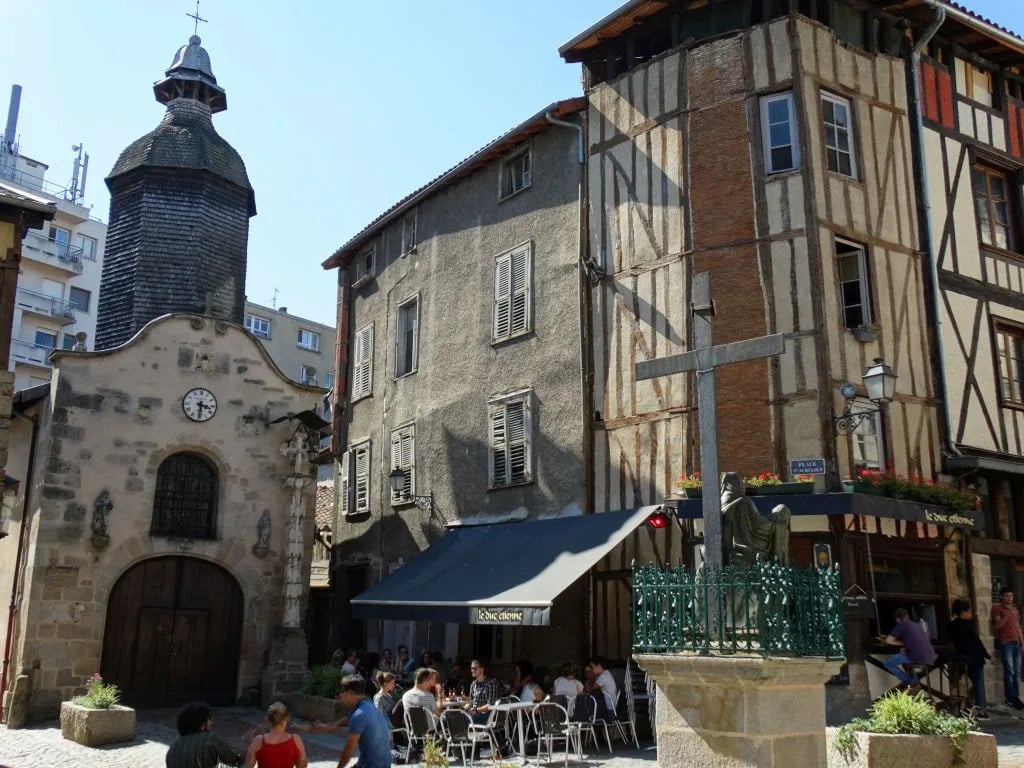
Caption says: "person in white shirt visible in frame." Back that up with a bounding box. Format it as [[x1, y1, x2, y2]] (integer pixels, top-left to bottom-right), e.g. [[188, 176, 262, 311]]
[[552, 662, 585, 699], [585, 657, 618, 717], [340, 649, 359, 676], [514, 660, 544, 703], [401, 667, 443, 717]]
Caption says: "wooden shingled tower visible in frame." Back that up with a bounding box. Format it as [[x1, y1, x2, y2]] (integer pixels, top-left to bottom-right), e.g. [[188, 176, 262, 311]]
[[95, 34, 256, 350]]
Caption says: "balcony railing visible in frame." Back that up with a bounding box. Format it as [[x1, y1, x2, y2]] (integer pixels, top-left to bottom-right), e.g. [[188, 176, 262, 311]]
[[15, 287, 76, 325], [10, 339, 54, 368], [22, 231, 85, 274], [632, 560, 845, 658]]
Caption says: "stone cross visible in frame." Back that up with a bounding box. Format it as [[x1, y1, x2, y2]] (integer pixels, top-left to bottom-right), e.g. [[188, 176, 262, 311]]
[[636, 271, 785, 575]]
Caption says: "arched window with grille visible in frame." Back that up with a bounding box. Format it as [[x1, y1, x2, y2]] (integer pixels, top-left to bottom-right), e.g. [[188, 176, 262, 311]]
[[151, 452, 219, 539]]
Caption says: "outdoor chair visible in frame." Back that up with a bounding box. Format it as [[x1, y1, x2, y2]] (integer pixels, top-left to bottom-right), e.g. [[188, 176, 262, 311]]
[[573, 692, 612, 753], [546, 693, 570, 714], [403, 705, 437, 759], [532, 701, 575, 767], [491, 695, 520, 751], [440, 708, 495, 765], [621, 668, 643, 748], [388, 700, 410, 762]]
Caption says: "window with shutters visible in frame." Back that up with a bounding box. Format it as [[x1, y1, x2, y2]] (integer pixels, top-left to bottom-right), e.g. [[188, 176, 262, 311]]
[[492, 242, 532, 343], [489, 390, 532, 488], [500, 147, 532, 199], [390, 424, 416, 504], [151, 452, 218, 539], [339, 450, 351, 516], [351, 441, 371, 514], [395, 295, 419, 378], [352, 322, 374, 400]]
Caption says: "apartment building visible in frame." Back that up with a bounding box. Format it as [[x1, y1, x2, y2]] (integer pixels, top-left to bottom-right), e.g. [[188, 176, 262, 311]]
[[243, 301, 336, 388], [1, 90, 105, 390]]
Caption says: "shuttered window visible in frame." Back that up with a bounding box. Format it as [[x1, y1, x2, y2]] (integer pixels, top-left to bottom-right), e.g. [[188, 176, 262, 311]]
[[352, 442, 370, 513], [390, 424, 416, 503], [352, 323, 374, 400], [489, 392, 532, 488], [339, 450, 351, 516], [493, 243, 532, 342]]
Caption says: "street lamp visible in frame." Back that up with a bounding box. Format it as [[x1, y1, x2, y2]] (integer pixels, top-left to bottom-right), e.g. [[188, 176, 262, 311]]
[[387, 468, 433, 513], [833, 357, 897, 435]]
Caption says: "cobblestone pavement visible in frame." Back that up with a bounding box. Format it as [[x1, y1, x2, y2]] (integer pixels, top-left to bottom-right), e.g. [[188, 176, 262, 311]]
[[0, 707, 657, 767]]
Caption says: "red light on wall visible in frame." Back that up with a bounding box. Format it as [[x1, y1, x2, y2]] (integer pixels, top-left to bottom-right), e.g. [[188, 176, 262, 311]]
[[647, 510, 670, 529]]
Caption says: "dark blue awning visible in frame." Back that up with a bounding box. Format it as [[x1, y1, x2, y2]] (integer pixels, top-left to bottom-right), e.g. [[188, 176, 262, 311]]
[[667, 492, 979, 530], [350, 506, 656, 625]]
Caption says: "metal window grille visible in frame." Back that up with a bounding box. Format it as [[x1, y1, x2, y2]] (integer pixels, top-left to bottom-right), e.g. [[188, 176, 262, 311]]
[[151, 453, 218, 539]]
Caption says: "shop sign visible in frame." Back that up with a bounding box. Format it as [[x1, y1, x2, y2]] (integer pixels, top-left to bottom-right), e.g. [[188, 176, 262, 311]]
[[842, 585, 875, 619], [474, 607, 525, 625], [790, 458, 826, 475]]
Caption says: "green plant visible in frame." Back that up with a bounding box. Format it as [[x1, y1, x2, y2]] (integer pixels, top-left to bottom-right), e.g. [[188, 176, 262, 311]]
[[677, 472, 702, 489], [834, 690, 975, 766], [422, 735, 449, 767], [72, 673, 120, 709], [744, 472, 782, 488], [305, 665, 344, 698]]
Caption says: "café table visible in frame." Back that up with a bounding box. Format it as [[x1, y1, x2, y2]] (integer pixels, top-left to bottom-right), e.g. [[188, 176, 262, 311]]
[[490, 700, 537, 762], [441, 698, 470, 709]]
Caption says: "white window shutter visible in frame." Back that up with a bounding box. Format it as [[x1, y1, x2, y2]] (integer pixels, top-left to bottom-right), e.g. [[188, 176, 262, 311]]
[[354, 443, 370, 512], [509, 246, 530, 335], [353, 323, 374, 398], [506, 399, 529, 483], [339, 451, 350, 516], [493, 255, 512, 340], [390, 426, 415, 503], [489, 404, 508, 487]]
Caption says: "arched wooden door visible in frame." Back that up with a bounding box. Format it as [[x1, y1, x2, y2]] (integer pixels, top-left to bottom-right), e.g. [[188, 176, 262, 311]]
[[101, 556, 243, 707]]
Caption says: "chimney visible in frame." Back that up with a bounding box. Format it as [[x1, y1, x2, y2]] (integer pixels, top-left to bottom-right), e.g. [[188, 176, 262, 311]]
[[4, 85, 21, 152], [279, 307, 288, 314]]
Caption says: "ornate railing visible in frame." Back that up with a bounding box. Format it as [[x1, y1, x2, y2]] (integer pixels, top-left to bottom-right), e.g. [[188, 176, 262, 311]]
[[632, 560, 845, 658]]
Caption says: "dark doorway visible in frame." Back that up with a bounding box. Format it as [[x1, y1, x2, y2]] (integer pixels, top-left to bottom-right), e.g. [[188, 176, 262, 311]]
[[338, 564, 368, 652], [101, 556, 243, 707]]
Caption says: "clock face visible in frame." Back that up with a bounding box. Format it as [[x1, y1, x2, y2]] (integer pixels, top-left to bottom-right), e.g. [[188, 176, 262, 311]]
[[182, 388, 217, 422]]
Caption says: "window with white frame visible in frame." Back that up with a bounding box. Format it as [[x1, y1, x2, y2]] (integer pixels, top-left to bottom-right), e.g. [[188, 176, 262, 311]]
[[390, 424, 416, 503], [760, 92, 799, 174], [245, 315, 271, 339], [352, 441, 370, 514], [72, 233, 97, 261], [354, 244, 376, 287], [851, 409, 882, 470], [821, 92, 856, 178], [299, 364, 317, 385], [836, 239, 871, 328], [48, 225, 70, 257], [489, 390, 532, 488], [402, 211, 417, 255], [297, 329, 321, 351], [395, 295, 419, 378], [324, 371, 335, 389], [493, 242, 532, 342], [501, 148, 532, 198], [352, 322, 374, 399]]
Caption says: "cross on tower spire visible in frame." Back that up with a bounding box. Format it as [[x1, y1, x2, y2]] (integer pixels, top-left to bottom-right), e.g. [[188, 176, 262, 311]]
[[186, 0, 207, 36]]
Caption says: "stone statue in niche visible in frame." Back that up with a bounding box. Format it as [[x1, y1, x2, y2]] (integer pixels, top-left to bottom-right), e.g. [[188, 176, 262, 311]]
[[253, 509, 271, 557], [720, 472, 791, 570], [91, 490, 112, 550]]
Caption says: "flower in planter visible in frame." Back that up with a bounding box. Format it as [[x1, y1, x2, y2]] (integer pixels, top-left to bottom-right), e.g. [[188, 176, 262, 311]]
[[794, 475, 815, 483], [72, 673, 121, 710], [677, 472, 702, 490], [744, 472, 782, 488]]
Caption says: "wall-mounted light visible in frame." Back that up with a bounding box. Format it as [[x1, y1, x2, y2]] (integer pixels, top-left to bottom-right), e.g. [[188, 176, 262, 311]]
[[833, 357, 897, 435], [388, 468, 433, 513]]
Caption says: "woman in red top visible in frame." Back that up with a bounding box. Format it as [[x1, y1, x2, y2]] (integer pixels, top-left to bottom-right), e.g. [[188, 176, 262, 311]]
[[243, 702, 308, 768]]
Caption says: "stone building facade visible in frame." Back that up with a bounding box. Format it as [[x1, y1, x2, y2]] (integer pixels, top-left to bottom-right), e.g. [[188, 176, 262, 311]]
[[0, 315, 322, 724]]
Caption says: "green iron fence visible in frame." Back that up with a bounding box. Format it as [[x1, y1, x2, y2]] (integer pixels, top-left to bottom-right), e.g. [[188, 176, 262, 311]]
[[632, 560, 845, 658]]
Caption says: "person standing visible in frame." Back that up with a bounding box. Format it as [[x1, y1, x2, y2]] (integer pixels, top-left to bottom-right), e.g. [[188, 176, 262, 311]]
[[948, 599, 991, 720], [880, 608, 937, 686], [337, 675, 393, 768], [243, 702, 308, 768], [992, 587, 1024, 709], [166, 703, 243, 768]]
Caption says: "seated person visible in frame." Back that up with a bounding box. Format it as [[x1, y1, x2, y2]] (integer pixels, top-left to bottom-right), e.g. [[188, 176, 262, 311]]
[[514, 660, 545, 703], [585, 656, 618, 718], [466, 659, 500, 724], [374, 671, 398, 718], [880, 608, 937, 686], [552, 662, 585, 699], [401, 667, 443, 719]]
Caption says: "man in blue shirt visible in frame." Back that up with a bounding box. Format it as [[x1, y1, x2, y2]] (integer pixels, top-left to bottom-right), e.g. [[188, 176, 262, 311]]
[[338, 675, 392, 768]]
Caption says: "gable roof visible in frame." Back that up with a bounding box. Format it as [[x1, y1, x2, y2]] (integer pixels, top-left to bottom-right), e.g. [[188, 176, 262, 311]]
[[321, 97, 584, 270]]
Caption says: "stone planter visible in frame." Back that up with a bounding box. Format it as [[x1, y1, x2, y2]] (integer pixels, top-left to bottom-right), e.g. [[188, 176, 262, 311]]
[[842, 481, 888, 496], [826, 728, 996, 768], [60, 701, 136, 747], [287, 692, 344, 723], [750, 482, 815, 496], [676, 487, 702, 499]]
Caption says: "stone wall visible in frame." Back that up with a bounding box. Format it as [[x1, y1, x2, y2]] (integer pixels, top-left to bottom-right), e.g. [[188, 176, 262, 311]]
[[7, 315, 321, 722]]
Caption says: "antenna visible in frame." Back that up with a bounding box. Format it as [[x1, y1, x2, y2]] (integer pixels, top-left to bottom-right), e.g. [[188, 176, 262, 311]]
[[69, 143, 84, 203], [270, 288, 279, 310]]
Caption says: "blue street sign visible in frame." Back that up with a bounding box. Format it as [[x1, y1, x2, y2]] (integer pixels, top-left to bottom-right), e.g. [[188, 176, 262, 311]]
[[790, 458, 826, 475]]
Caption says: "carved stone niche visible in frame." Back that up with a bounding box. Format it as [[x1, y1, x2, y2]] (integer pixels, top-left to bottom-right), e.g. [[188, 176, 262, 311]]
[[90, 490, 112, 551]]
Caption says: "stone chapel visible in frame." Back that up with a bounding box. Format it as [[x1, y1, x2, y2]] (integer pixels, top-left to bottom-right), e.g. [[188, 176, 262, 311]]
[[0, 35, 322, 726]]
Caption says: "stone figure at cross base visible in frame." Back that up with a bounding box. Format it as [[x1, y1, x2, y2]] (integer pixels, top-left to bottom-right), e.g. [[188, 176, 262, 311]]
[[720, 472, 791, 570]]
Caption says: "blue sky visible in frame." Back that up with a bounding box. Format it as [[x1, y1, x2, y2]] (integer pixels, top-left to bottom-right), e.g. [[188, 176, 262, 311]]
[[0, 0, 1018, 326]]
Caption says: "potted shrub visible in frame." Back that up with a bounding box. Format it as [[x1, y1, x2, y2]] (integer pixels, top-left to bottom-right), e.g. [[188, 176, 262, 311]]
[[744, 472, 814, 495], [60, 673, 135, 747], [828, 690, 995, 767], [289, 665, 345, 722], [676, 472, 702, 499]]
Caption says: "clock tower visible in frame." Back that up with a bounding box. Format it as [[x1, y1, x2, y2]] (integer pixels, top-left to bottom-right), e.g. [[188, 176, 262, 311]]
[[95, 35, 256, 350]]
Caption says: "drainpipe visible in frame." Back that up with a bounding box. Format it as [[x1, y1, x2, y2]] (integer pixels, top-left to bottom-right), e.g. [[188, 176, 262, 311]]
[[328, 264, 351, 654], [0, 409, 39, 722], [547, 108, 596, 655], [908, 4, 959, 458]]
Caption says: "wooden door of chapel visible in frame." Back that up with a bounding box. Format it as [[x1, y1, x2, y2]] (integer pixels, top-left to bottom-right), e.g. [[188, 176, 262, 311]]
[[101, 556, 243, 707]]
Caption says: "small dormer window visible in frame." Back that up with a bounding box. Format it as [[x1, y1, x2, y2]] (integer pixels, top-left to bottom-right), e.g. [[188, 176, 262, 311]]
[[501, 148, 532, 199], [402, 212, 417, 255], [353, 244, 375, 288]]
